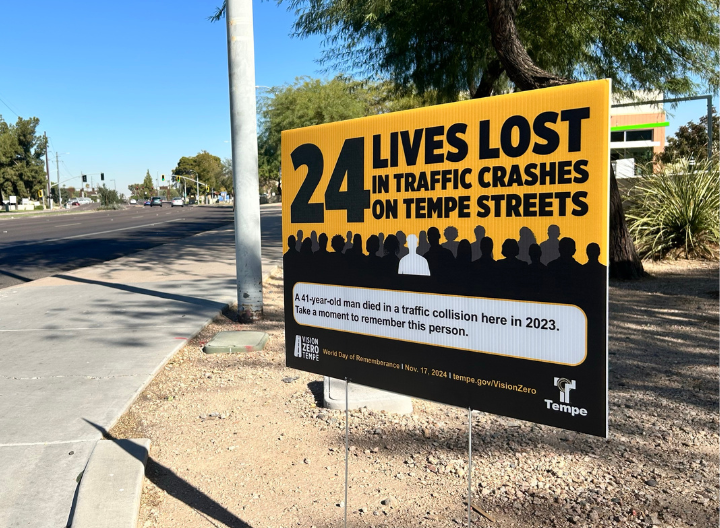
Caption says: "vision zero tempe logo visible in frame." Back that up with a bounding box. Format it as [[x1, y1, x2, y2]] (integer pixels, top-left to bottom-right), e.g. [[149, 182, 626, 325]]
[[545, 377, 587, 417], [294, 335, 320, 361]]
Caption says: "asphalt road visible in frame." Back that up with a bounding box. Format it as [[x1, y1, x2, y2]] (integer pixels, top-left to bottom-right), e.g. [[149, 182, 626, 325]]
[[0, 203, 282, 290]]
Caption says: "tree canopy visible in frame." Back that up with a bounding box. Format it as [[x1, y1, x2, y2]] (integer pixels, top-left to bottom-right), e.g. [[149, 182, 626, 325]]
[[257, 76, 440, 189], [258, 77, 367, 190], [173, 151, 231, 194], [220, 158, 233, 193], [210, 0, 716, 276], [280, 0, 718, 101], [657, 109, 719, 165], [97, 185, 123, 207], [143, 170, 154, 191], [0, 116, 48, 205], [128, 170, 155, 199]]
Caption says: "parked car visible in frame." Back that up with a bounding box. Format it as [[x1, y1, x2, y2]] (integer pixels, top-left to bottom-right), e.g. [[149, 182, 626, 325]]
[[144, 199, 151, 206], [150, 197, 163, 207], [171, 197, 184, 207], [77, 197, 93, 205], [129, 198, 137, 205], [68, 198, 80, 206]]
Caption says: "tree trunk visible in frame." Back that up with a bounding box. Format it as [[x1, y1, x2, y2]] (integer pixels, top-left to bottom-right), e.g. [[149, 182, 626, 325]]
[[483, 0, 645, 279], [473, 59, 504, 98], [608, 165, 645, 279], [484, 0, 570, 90]]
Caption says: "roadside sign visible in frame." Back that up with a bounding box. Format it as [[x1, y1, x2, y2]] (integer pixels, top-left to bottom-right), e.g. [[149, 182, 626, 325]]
[[282, 80, 610, 437]]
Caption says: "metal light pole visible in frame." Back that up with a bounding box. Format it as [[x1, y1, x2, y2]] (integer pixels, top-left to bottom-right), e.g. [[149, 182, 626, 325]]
[[225, 0, 263, 320], [187, 170, 200, 203], [56, 153, 62, 205], [44, 133, 50, 209]]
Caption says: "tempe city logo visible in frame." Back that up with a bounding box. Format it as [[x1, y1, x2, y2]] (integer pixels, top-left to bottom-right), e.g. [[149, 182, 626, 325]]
[[545, 377, 587, 417], [294, 335, 320, 361]]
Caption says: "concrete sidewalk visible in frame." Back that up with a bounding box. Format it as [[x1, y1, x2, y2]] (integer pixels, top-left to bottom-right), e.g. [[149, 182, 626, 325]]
[[0, 224, 281, 527]]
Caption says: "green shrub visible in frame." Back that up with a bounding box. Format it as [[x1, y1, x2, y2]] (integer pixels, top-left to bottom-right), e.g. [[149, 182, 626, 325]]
[[625, 159, 719, 259], [97, 185, 123, 207]]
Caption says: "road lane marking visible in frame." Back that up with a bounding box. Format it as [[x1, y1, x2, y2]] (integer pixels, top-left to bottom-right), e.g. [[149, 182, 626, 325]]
[[52, 219, 186, 241], [54, 223, 81, 227], [5, 218, 187, 248]]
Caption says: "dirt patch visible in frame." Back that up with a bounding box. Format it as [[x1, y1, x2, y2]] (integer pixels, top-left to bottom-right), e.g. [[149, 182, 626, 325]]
[[110, 262, 719, 528]]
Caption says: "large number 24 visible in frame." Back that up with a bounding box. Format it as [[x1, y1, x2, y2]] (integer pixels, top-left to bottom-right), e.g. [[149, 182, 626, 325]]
[[290, 137, 370, 223]]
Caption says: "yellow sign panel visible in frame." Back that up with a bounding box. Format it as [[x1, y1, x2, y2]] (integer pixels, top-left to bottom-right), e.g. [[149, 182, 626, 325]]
[[282, 80, 609, 265], [282, 81, 610, 437]]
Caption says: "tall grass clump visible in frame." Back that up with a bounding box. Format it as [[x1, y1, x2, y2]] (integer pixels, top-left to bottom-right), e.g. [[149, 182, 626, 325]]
[[97, 202, 125, 211], [625, 159, 719, 259]]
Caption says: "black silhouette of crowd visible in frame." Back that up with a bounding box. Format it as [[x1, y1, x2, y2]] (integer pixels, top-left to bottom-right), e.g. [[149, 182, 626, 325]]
[[284, 224, 606, 304]]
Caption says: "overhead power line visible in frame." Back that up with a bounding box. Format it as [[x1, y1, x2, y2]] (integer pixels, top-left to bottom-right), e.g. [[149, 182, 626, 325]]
[[61, 161, 79, 181], [0, 94, 21, 118]]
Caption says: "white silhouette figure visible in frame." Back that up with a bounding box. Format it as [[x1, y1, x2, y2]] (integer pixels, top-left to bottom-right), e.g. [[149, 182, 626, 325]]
[[398, 234, 431, 276]]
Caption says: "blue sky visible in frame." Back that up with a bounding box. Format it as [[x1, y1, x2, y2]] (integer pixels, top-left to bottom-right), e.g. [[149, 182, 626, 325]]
[[0, 1, 715, 195], [0, 0, 330, 194]]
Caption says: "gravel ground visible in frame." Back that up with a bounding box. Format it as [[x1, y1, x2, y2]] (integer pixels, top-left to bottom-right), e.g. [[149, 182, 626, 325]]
[[109, 261, 719, 528]]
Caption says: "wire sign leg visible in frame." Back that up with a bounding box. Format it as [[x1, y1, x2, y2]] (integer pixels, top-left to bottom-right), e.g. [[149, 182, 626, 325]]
[[344, 377, 350, 528], [468, 407, 473, 527]]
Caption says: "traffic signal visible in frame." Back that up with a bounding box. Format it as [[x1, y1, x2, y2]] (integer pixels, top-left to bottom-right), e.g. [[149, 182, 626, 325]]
[[161, 174, 165, 182], [171, 175, 176, 182], [101, 173, 104, 181], [82, 174, 87, 183]]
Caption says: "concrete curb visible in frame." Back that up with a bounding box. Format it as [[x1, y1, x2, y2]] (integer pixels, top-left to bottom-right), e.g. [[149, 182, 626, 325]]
[[67, 259, 281, 527], [0, 213, 284, 526], [68, 265, 282, 527], [70, 439, 151, 528], [103, 262, 283, 440]]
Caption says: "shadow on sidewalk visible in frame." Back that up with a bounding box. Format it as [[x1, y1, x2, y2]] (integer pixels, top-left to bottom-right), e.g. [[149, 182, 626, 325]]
[[0, 268, 33, 283], [55, 274, 228, 309], [78, 419, 254, 528]]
